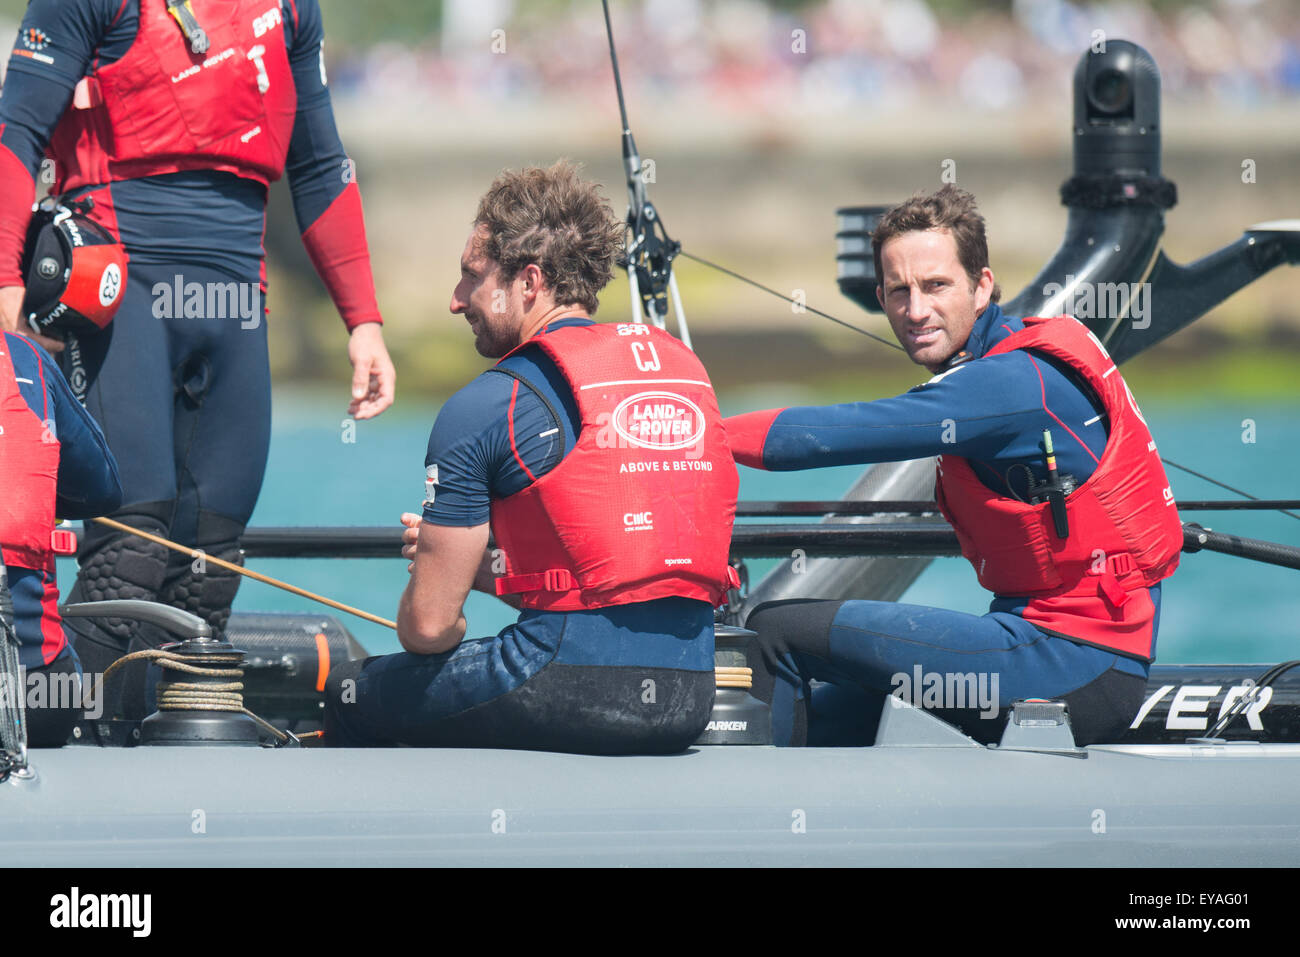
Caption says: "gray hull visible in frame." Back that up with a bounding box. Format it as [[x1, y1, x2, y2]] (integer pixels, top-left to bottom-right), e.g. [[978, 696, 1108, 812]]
[[7, 709, 1298, 867]]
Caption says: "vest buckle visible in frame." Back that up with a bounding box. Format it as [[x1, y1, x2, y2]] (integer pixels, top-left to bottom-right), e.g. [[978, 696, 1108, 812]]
[[50, 528, 78, 556], [1106, 552, 1136, 577], [543, 568, 576, 592], [1088, 552, 1136, 609], [494, 567, 577, 596]]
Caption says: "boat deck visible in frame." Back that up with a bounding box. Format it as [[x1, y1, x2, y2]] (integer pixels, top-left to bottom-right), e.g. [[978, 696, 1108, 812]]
[[7, 738, 1299, 866]]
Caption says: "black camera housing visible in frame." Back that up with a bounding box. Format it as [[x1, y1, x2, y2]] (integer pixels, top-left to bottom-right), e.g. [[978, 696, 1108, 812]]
[[1073, 39, 1162, 178]]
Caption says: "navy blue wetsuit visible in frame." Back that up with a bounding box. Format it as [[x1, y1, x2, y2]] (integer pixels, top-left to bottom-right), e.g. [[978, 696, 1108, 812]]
[[732, 303, 1158, 746], [2, 331, 120, 745], [324, 319, 717, 753], [0, 1, 380, 716]]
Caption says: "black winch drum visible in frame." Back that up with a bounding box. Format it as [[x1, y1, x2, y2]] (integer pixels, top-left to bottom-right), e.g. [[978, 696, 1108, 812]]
[[139, 636, 260, 747], [695, 624, 773, 745]]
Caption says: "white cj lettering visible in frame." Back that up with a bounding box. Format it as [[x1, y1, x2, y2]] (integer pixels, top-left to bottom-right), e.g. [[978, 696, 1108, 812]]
[[631, 341, 661, 372]]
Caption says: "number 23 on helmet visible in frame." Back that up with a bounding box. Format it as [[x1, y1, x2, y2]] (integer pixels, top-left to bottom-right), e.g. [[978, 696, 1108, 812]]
[[21, 195, 129, 338]]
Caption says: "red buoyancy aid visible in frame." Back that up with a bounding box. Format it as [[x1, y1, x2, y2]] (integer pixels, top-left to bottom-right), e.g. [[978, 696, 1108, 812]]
[[490, 323, 739, 612], [0, 339, 60, 572], [47, 0, 298, 193], [934, 316, 1183, 661]]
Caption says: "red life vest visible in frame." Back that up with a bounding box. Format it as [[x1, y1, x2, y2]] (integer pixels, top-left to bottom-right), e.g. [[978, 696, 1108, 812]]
[[490, 323, 739, 612], [0, 334, 61, 581], [934, 316, 1182, 662], [47, 0, 298, 193]]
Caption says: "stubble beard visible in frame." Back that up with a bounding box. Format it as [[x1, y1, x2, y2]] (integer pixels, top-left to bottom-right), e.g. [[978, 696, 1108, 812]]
[[468, 310, 512, 358]]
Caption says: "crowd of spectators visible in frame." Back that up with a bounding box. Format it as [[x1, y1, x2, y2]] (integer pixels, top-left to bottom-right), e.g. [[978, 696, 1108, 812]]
[[324, 0, 1300, 115], [0, 0, 1293, 115]]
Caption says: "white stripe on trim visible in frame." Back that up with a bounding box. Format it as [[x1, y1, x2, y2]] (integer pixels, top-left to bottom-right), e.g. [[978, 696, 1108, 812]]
[[538, 428, 559, 438], [1084, 414, 1103, 426], [579, 378, 712, 390], [923, 364, 968, 387], [1102, 365, 1117, 378], [15, 377, 33, 384]]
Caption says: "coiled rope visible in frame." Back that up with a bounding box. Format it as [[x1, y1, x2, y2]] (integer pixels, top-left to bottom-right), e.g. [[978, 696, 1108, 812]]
[[95, 648, 291, 744], [715, 665, 752, 690]]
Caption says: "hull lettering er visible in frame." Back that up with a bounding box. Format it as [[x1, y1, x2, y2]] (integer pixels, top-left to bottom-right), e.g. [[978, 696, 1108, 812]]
[[1130, 683, 1273, 731]]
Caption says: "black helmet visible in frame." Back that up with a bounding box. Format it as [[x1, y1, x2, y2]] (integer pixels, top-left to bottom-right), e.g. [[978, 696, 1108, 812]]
[[21, 196, 128, 337]]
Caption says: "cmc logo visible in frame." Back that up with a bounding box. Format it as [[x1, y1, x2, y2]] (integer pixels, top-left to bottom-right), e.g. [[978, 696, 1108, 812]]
[[623, 510, 653, 532], [612, 391, 705, 451]]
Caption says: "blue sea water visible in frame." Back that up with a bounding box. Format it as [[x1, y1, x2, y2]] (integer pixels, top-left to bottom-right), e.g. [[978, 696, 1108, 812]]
[[151, 389, 1300, 665]]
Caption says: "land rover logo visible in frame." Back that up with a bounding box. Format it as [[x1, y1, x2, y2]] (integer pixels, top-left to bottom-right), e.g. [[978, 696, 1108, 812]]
[[99, 263, 122, 306], [37, 256, 60, 280], [612, 391, 705, 450]]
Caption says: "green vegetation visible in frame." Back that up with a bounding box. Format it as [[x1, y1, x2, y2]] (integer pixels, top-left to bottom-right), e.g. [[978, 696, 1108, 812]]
[[318, 0, 442, 48]]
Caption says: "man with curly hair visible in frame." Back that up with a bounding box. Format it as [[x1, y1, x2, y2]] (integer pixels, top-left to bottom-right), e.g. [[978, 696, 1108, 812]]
[[324, 162, 739, 752]]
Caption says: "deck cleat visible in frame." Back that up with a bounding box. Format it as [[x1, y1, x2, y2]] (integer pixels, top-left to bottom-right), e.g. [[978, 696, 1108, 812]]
[[996, 698, 1084, 755]]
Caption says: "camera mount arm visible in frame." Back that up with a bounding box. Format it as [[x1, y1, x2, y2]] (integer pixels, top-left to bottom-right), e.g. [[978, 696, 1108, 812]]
[[1102, 221, 1300, 365]]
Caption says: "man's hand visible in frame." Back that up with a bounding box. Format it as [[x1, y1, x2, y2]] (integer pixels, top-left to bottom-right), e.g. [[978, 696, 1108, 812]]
[[399, 511, 422, 572], [0, 285, 63, 353], [395, 515, 488, 655], [347, 321, 395, 420]]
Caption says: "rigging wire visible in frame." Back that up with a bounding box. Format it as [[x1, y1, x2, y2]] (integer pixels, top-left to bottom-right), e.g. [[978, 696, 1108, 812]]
[[678, 249, 904, 351], [1161, 458, 1300, 523], [1200, 659, 1300, 740]]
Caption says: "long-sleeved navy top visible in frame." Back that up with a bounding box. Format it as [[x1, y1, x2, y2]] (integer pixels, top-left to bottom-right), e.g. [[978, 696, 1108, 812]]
[[727, 303, 1110, 500]]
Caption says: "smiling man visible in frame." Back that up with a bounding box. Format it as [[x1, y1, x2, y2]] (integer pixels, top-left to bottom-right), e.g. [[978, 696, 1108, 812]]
[[323, 161, 738, 752], [724, 185, 1182, 747]]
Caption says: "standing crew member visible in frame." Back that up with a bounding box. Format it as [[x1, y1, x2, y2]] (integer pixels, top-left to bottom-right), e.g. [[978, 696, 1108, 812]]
[[0, 1, 396, 717], [324, 162, 738, 752], [724, 186, 1181, 746], [0, 331, 121, 746]]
